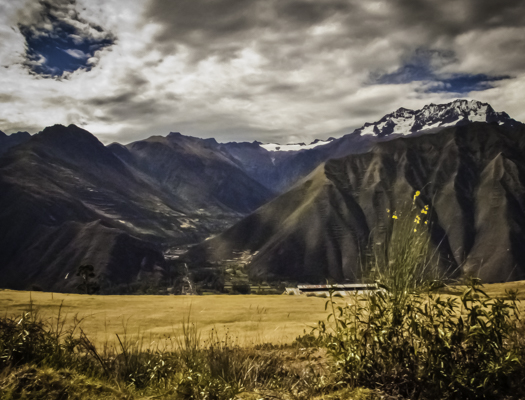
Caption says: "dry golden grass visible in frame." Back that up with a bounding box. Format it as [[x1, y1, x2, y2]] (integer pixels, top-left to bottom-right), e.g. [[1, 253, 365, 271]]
[[1, 280, 524, 349], [0, 290, 328, 347], [473, 279, 525, 298]]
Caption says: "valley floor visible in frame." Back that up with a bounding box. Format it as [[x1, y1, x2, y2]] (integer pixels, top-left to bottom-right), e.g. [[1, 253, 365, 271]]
[[2, 280, 525, 347], [0, 290, 330, 347]]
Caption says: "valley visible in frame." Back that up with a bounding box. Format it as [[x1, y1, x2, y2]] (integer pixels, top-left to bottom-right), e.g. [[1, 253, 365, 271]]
[[1, 100, 524, 293]]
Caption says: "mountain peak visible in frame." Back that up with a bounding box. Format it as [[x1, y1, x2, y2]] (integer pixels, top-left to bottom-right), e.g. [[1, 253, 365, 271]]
[[34, 124, 102, 148], [355, 99, 516, 137], [0, 130, 32, 156]]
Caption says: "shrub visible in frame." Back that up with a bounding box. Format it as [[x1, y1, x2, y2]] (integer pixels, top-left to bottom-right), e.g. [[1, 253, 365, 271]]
[[318, 279, 524, 399], [316, 190, 525, 399], [231, 283, 251, 294], [363, 197, 445, 303]]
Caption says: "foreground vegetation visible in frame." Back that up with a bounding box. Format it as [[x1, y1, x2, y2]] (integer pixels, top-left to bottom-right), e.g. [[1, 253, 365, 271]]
[[319, 280, 525, 399], [1, 281, 525, 399], [0, 304, 373, 400]]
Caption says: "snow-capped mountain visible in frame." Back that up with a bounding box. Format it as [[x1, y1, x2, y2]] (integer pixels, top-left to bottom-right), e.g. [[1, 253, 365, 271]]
[[355, 99, 515, 137], [261, 99, 518, 151]]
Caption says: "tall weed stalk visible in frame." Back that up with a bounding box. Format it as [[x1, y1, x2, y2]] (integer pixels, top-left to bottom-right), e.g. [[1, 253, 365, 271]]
[[364, 194, 446, 323]]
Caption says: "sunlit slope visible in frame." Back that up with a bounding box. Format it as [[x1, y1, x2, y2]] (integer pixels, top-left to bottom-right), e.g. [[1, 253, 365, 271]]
[[187, 123, 525, 283]]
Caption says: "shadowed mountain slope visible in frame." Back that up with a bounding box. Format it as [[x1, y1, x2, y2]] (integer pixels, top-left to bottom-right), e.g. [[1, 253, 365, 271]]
[[118, 132, 275, 214], [218, 99, 522, 193], [1, 100, 522, 292], [185, 123, 525, 283], [0, 125, 273, 292], [0, 130, 31, 156]]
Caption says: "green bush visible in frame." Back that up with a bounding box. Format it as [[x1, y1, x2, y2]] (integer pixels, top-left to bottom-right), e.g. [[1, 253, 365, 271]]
[[0, 307, 88, 372], [318, 279, 524, 399], [231, 282, 251, 294]]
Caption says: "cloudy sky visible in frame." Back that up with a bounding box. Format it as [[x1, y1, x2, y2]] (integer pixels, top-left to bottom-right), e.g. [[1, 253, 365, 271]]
[[1, 0, 525, 144]]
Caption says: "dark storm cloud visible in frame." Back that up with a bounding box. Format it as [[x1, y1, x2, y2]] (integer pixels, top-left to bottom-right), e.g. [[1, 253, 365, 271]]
[[145, 0, 354, 62], [146, 0, 351, 40], [86, 91, 171, 122], [123, 72, 150, 89], [0, 93, 20, 103], [87, 92, 137, 107], [275, 1, 351, 25], [391, 0, 525, 34], [146, 0, 525, 66], [145, 0, 256, 56]]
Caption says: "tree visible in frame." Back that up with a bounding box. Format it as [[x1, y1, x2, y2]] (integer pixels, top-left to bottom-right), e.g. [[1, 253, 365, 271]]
[[76, 264, 99, 294]]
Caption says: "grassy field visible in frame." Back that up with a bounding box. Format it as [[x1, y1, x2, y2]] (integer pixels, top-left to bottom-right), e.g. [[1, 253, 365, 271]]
[[0, 290, 331, 347], [2, 280, 525, 347]]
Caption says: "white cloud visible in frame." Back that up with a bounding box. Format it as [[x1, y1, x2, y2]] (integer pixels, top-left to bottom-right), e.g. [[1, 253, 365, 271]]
[[63, 48, 88, 59], [0, 0, 524, 145], [447, 27, 525, 76], [470, 74, 525, 123]]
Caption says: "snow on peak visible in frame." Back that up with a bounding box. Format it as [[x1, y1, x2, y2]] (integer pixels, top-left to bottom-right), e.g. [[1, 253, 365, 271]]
[[257, 100, 515, 153], [260, 138, 334, 152], [355, 99, 511, 137]]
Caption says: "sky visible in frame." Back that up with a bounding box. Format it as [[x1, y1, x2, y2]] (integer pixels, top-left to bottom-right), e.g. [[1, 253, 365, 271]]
[[1, 0, 525, 145]]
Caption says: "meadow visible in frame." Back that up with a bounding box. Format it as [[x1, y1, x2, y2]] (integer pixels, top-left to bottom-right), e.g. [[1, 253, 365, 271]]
[[2, 280, 525, 346], [0, 290, 330, 347]]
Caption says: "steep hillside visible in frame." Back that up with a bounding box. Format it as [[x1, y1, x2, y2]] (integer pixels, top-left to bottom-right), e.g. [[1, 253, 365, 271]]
[[185, 122, 525, 283], [0, 125, 267, 291], [1, 99, 522, 292], [118, 132, 274, 214]]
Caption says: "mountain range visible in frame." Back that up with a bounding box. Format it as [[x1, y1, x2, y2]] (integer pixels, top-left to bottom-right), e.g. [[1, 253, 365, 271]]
[[186, 122, 525, 283], [0, 99, 523, 292]]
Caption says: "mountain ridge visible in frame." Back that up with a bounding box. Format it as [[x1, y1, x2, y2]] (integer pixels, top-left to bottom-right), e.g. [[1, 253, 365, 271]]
[[0, 124, 273, 292], [1, 100, 524, 292], [184, 122, 525, 284], [259, 99, 518, 150]]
